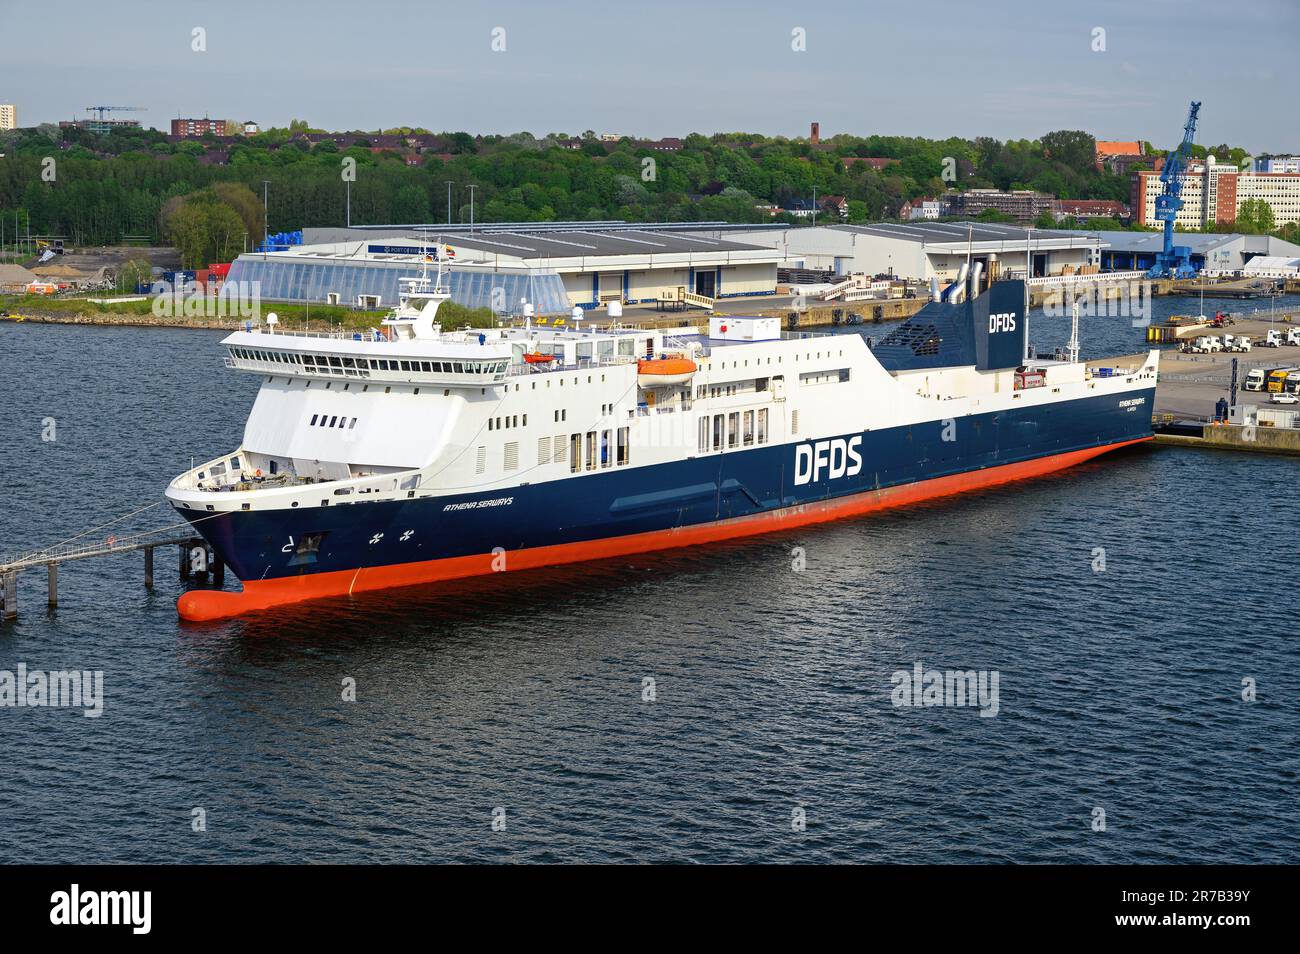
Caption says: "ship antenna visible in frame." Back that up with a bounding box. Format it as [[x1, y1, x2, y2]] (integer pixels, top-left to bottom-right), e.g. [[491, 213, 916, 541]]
[[1024, 226, 1034, 364], [1069, 296, 1081, 365]]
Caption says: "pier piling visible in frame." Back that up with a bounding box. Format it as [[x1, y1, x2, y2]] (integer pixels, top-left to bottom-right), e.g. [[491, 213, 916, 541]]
[[1, 532, 206, 624], [2, 571, 16, 621]]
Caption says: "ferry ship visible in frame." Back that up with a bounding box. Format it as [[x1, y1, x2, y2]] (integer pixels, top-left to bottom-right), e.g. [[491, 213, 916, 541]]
[[167, 251, 1159, 621]]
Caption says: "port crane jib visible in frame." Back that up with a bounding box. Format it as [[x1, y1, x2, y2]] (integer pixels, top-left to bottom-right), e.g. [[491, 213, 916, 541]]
[[1148, 101, 1202, 280]]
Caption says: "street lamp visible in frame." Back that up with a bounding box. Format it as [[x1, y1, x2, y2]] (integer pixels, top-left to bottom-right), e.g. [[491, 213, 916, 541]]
[[261, 180, 271, 245]]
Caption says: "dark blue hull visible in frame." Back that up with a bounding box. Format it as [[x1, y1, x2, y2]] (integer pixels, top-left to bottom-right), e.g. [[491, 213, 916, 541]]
[[179, 388, 1155, 586]]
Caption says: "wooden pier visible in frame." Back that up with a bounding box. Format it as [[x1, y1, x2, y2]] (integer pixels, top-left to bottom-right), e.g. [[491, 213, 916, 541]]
[[0, 532, 222, 621]]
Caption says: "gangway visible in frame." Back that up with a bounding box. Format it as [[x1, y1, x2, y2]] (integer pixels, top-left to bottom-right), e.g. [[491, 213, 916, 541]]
[[0, 507, 222, 621], [656, 287, 716, 311], [821, 277, 859, 301]]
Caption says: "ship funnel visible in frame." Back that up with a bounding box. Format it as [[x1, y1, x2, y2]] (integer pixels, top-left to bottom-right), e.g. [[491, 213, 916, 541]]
[[969, 261, 984, 298], [945, 263, 969, 303], [929, 277, 941, 302]]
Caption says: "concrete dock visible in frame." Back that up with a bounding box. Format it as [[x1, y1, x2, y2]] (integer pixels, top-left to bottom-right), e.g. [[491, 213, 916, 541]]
[[1146, 315, 1300, 419]]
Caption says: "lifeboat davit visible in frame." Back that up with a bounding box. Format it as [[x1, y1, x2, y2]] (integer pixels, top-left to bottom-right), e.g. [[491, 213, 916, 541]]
[[637, 356, 697, 388], [523, 352, 557, 364]]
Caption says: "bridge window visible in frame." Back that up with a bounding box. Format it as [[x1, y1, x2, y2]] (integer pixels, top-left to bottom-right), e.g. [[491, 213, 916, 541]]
[[310, 414, 318, 426]]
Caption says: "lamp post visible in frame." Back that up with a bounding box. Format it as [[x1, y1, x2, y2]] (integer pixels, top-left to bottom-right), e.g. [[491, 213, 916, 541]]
[[261, 181, 270, 242]]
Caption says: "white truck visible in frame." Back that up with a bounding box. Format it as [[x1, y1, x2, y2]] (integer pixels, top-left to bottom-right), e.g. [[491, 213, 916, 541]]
[[1286, 327, 1300, 346], [1188, 335, 1223, 354], [1226, 335, 1252, 352], [1260, 329, 1283, 348], [1244, 368, 1267, 391]]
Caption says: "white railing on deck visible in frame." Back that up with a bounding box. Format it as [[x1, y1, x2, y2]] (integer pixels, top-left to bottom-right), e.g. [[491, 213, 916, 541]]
[[1028, 270, 1147, 289]]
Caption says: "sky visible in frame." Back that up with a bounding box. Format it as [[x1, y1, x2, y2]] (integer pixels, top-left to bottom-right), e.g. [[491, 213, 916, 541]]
[[1, 0, 1296, 153]]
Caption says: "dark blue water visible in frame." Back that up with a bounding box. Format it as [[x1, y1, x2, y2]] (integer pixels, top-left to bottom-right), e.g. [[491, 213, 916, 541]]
[[1, 301, 1297, 863]]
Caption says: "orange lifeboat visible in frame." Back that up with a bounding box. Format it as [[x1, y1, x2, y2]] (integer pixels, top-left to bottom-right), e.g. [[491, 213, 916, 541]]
[[523, 352, 557, 364], [637, 356, 697, 388]]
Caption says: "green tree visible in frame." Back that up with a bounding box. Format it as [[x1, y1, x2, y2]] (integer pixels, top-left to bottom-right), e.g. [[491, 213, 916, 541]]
[[1236, 198, 1275, 234], [115, 258, 152, 291]]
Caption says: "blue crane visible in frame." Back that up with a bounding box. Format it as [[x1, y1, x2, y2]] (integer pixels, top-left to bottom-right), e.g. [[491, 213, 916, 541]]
[[1147, 101, 1202, 279]]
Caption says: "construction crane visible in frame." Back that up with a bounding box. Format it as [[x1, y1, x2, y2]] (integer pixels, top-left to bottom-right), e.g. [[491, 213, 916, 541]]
[[85, 106, 146, 121], [1147, 101, 1202, 279]]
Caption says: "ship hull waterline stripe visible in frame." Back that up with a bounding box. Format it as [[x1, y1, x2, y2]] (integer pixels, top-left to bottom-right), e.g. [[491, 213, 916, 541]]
[[176, 436, 1151, 622]]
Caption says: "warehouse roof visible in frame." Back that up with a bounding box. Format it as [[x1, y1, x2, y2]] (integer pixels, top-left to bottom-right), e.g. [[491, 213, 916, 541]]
[[300, 226, 777, 260], [435, 228, 773, 257], [827, 222, 1086, 244], [1087, 230, 1243, 253]]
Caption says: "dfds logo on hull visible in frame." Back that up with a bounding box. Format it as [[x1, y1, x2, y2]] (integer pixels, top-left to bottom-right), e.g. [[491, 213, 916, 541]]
[[794, 436, 863, 485]]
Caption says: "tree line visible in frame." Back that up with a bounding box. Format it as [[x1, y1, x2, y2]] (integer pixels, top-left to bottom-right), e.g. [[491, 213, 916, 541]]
[[2, 122, 1290, 262]]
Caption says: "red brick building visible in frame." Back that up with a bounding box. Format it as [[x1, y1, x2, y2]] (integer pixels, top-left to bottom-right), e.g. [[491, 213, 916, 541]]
[[171, 117, 234, 137]]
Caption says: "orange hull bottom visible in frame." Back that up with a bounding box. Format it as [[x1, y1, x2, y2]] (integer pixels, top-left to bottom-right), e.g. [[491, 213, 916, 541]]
[[177, 437, 1150, 622]]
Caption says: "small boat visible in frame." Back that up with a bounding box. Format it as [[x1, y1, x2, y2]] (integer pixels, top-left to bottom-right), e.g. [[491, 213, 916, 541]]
[[523, 352, 557, 364], [637, 356, 697, 387]]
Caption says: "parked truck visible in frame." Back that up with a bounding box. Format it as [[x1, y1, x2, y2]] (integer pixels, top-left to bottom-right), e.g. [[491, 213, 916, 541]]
[[1266, 367, 1299, 393]]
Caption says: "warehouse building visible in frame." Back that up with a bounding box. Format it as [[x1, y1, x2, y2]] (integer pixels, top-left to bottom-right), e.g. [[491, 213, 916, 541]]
[[226, 224, 781, 314], [1092, 230, 1300, 275], [711, 223, 1102, 283]]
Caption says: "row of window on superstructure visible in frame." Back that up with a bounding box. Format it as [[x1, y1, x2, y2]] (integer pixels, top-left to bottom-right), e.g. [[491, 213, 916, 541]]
[[309, 413, 358, 430], [229, 346, 507, 378], [698, 409, 769, 452], [473, 427, 630, 476]]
